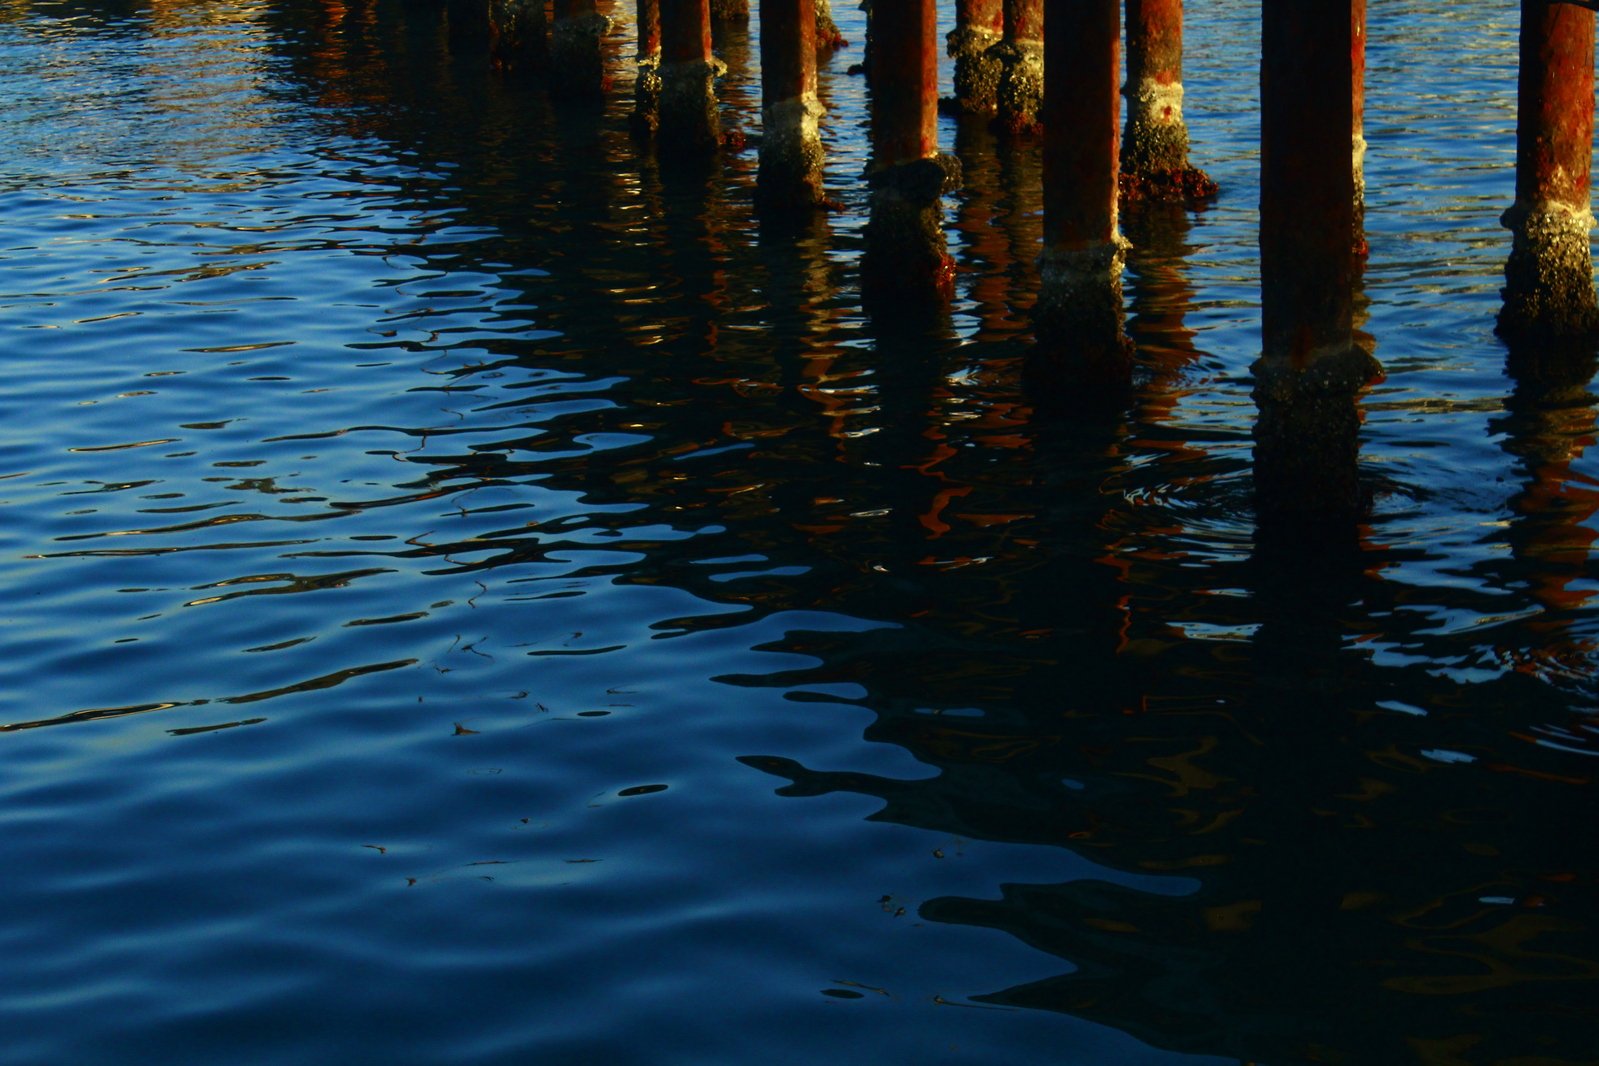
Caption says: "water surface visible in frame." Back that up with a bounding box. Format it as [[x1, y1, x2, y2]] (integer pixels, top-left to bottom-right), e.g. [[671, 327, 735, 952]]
[[1, 1, 1596, 1063]]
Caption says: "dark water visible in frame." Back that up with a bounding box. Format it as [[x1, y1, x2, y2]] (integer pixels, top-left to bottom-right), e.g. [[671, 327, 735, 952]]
[[2, 1, 1596, 1062]]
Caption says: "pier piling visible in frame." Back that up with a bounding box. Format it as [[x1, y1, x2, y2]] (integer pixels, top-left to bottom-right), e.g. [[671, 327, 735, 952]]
[[815, 0, 848, 52], [633, 0, 663, 133], [758, 0, 828, 213], [1029, 0, 1131, 390], [1498, 0, 1599, 340], [1121, 0, 1215, 201], [549, 0, 610, 98], [863, 0, 959, 302], [993, 0, 1044, 134], [945, 0, 1004, 115], [1352, 0, 1367, 256], [1253, 0, 1382, 518], [660, 0, 724, 154], [488, 0, 546, 72]]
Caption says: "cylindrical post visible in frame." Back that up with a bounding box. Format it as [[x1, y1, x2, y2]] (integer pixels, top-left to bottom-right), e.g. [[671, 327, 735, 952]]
[[1254, 0, 1382, 518], [863, 0, 959, 301], [946, 0, 1004, 115], [660, 0, 723, 152], [994, 0, 1044, 133], [711, 0, 750, 23], [1351, 0, 1366, 256], [758, 0, 827, 212], [1031, 0, 1130, 388], [857, 0, 876, 82], [549, 0, 610, 98], [1499, 0, 1599, 339], [489, 0, 546, 72], [633, 0, 663, 134], [815, 0, 847, 52], [1121, 0, 1216, 200]]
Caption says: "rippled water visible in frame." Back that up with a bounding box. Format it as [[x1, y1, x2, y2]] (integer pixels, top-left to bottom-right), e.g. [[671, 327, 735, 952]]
[[2, 1, 1596, 1062]]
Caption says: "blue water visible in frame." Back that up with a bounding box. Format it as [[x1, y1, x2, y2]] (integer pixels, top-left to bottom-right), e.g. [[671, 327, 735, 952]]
[[2, 1, 1595, 1062]]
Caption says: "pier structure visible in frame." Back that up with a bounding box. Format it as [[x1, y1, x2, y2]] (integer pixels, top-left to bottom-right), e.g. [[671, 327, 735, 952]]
[[945, 0, 1004, 115], [815, 0, 847, 52], [1499, 0, 1599, 340], [993, 0, 1044, 134], [1030, 0, 1130, 390], [660, 0, 724, 153], [861, 0, 959, 302], [1120, 0, 1215, 201], [632, 0, 663, 133], [432, 0, 1599, 514], [1252, 0, 1383, 519], [548, 0, 609, 98], [1352, 0, 1367, 257], [757, 0, 828, 213], [491, 0, 546, 71]]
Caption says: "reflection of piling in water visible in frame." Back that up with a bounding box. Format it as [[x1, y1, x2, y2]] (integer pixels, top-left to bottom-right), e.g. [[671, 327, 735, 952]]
[[950, 122, 1021, 339], [549, 0, 610, 98], [1123, 206, 1203, 429], [1029, 0, 1131, 393], [757, 0, 827, 214], [1499, 0, 1599, 341], [1120, 0, 1215, 202], [992, 0, 1044, 134], [862, 0, 959, 304], [945, 0, 1003, 115], [992, 130, 1044, 299], [660, 0, 723, 154], [1252, 0, 1381, 520], [1498, 344, 1599, 674]]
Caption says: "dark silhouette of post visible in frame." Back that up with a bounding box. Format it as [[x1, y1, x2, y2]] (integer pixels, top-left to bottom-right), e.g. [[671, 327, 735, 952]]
[[711, 0, 750, 23], [862, 0, 959, 302], [758, 0, 827, 213], [546, 0, 601, 98], [549, 0, 609, 98], [994, 0, 1044, 133], [491, 0, 546, 71], [1499, 0, 1599, 340], [633, 0, 663, 133], [1121, 0, 1216, 201], [1253, 0, 1382, 518], [1030, 0, 1130, 389], [446, 0, 490, 42], [448, 0, 547, 72], [660, 0, 723, 153], [946, 0, 1004, 115]]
